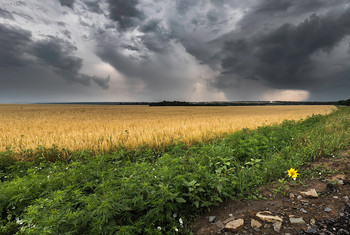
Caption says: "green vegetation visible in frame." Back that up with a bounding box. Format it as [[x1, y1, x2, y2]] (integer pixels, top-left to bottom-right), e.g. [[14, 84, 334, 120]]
[[339, 98, 350, 106], [1, 107, 350, 234]]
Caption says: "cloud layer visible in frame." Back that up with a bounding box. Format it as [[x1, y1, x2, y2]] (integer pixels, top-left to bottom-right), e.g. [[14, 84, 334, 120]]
[[1, 0, 350, 102]]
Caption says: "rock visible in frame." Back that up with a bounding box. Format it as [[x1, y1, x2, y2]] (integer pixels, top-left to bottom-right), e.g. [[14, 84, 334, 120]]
[[324, 207, 332, 213], [256, 211, 283, 223], [223, 217, 235, 224], [337, 229, 350, 235], [333, 196, 338, 199], [225, 219, 244, 232], [305, 227, 318, 234], [330, 174, 345, 181], [344, 196, 349, 202], [214, 220, 225, 231], [209, 216, 216, 223], [289, 193, 295, 199], [289, 217, 306, 224], [297, 195, 303, 200], [250, 219, 262, 230], [228, 213, 233, 217], [300, 189, 318, 198], [300, 208, 307, 213], [310, 219, 316, 225], [273, 222, 282, 233], [264, 224, 270, 228]]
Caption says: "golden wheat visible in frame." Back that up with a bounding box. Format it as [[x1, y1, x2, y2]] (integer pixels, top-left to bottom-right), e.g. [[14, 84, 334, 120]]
[[0, 104, 336, 153]]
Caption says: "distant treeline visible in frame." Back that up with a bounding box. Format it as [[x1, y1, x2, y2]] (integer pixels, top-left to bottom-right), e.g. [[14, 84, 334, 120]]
[[44, 99, 350, 106], [339, 99, 350, 106], [149, 100, 342, 106]]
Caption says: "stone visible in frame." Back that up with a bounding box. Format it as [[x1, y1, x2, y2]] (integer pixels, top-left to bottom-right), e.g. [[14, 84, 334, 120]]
[[324, 207, 332, 212], [300, 208, 307, 213], [289, 193, 295, 199], [344, 196, 349, 202], [225, 219, 244, 232], [250, 219, 262, 230], [228, 213, 233, 217], [310, 219, 316, 225], [289, 217, 305, 224], [297, 195, 303, 200], [214, 220, 225, 231], [338, 229, 350, 235], [223, 217, 235, 224], [333, 196, 338, 199], [273, 222, 282, 233], [300, 189, 318, 198], [330, 174, 345, 181], [256, 211, 283, 223], [209, 216, 216, 223], [305, 227, 318, 234]]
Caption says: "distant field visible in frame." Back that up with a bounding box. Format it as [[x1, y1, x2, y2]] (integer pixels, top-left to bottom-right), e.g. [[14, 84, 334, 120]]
[[0, 104, 336, 153]]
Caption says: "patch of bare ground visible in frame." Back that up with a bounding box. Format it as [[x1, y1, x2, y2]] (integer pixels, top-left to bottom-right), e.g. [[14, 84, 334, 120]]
[[191, 150, 350, 234]]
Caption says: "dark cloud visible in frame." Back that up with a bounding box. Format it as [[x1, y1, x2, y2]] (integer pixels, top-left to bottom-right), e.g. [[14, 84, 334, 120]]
[[59, 0, 75, 8], [31, 36, 110, 89], [12, 11, 33, 21], [57, 21, 66, 27], [122, 44, 140, 52], [254, 0, 347, 14], [176, 0, 197, 15], [95, 30, 194, 99], [238, 0, 349, 34], [61, 29, 71, 39], [0, 23, 109, 89], [0, 24, 32, 67], [31, 37, 81, 73], [107, 0, 144, 31], [0, 7, 14, 19], [216, 7, 350, 91], [139, 19, 171, 53], [83, 0, 102, 13]]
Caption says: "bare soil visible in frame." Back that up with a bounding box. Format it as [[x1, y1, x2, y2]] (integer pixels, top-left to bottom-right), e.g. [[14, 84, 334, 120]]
[[191, 150, 350, 234]]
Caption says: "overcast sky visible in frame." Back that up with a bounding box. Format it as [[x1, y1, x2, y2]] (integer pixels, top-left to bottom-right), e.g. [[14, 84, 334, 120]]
[[1, 0, 350, 103]]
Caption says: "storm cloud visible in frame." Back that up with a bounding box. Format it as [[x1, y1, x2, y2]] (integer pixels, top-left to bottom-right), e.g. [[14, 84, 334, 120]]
[[0, 24, 32, 67], [1, 0, 350, 102], [0, 23, 109, 89], [107, 0, 145, 31], [59, 0, 74, 8], [218, 9, 350, 89], [32, 36, 110, 89]]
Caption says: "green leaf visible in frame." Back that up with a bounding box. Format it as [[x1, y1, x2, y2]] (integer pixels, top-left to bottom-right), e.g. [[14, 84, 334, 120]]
[[194, 201, 199, 208], [176, 197, 186, 203]]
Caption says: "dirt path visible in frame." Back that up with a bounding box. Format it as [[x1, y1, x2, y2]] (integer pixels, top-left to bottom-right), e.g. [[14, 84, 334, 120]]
[[191, 150, 350, 234]]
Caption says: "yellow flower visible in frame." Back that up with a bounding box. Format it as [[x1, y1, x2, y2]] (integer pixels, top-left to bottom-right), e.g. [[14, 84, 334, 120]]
[[288, 168, 299, 180]]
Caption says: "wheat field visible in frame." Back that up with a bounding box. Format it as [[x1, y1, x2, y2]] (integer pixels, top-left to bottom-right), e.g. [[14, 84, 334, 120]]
[[0, 104, 336, 153]]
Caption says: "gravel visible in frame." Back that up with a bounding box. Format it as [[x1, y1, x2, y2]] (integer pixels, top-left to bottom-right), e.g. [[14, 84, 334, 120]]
[[298, 204, 350, 235]]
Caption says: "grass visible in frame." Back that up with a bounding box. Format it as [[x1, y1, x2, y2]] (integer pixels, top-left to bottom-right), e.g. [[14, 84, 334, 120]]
[[0, 106, 349, 234]]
